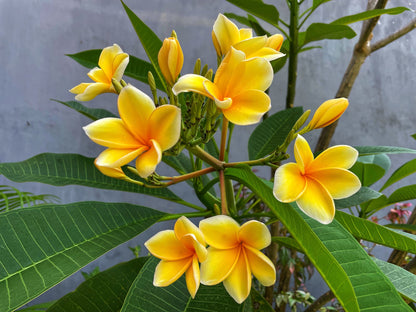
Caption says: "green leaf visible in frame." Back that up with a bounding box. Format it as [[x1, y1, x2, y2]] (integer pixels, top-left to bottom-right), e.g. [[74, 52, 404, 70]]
[[349, 154, 390, 187], [381, 158, 416, 191], [385, 223, 416, 232], [52, 99, 116, 120], [0, 201, 164, 311], [412, 133, 416, 140], [47, 258, 149, 312], [331, 7, 410, 25], [18, 301, 57, 311], [0, 153, 180, 201], [272, 236, 303, 252], [67, 50, 165, 91], [120, 256, 252, 312], [335, 211, 416, 254], [248, 107, 303, 160], [373, 258, 416, 302], [302, 23, 356, 46], [388, 184, 416, 203], [312, 0, 332, 10], [225, 166, 411, 312], [361, 194, 389, 215], [334, 187, 382, 209], [121, 1, 167, 92], [354, 146, 416, 156], [226, 0, 279, 28]]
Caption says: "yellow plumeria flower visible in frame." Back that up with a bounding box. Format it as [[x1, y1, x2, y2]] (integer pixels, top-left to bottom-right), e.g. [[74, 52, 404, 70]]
[[145, 217, 207, 298], [307, 98, 349, 129], [83, 85, 181, 178], [70, 44, 129, 101], [158, 35, 184, 86], [273, 135, 361, 224], [212, 13, 284, 61], [199, 215, 276, 304], [172, 48, 272, 125]]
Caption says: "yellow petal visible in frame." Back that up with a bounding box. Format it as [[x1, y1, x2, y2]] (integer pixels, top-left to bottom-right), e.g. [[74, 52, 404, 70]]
[[297, 178, 335, 224], [174, 216, 205, 245], [223, 248, 251, 304], [153, 258, 192, 287], [222, 89, 270, 125], [202, 80, 222, 101], [71, 82, 111, 101], [273, 163, 306, 202], [244, 244, 276, 287], [180, 234, 208, 263], [94, 161, 126, 179], [98, 44, 124, 78], [310, 145, 358, 171], [185, 256, 200, 298], [212, 13, 240, 56], [112, 52, 129, 81], [158, 37, 183, 85], [95, 147, 147, 169], [135, 139, 162, 178], [172, 74, 212, 99], [233, 36, 268, 58], [199, 215, 240, 249], [148, 105, 181, 151], [309, 168, 361, 199], [239, 28, 253, 41], [118, 85, 156, 143], [215, 48, 246, 95], [145, 230, 193, 261], [294, 135, 314, 174], [87, 67, 110, 84], [214, 97, 233, 110], [250, 47, 285, 61], [308, 98, 349, 129], [239, 220, 271, 250], [200, 247, 240, 285], [83, 118, 141, 148], [266, 34, 284, 51]]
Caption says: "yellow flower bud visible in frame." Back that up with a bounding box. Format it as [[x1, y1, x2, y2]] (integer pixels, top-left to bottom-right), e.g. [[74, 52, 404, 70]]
[[308, 98, 349, 129], [158, 36, 184, 86]]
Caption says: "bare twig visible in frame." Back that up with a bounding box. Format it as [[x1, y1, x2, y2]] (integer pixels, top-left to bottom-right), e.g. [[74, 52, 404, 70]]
[[371, 18, 416, 52], [304, 290, 334, 312]]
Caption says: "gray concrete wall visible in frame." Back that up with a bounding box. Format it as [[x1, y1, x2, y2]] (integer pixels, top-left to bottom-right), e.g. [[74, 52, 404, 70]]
[[1, 0, 415, 307]]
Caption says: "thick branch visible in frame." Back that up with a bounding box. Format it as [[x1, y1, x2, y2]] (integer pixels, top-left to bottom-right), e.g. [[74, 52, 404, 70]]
[[371, 18, 416, 52], [304, 290, 334, 312]]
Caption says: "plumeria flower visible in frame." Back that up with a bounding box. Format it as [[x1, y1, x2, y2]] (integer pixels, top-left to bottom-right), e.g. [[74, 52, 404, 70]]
[[83, 85, 181, 178], [199, 215, 276, 304], [145, 217, 207, 298], [212, 13, 284, 61], [173, 48, 272, 125], [307, 98, 349, 130], [158, 34, 184, 86], [273, 135, 361, 224], [70, 44, 129, 101]]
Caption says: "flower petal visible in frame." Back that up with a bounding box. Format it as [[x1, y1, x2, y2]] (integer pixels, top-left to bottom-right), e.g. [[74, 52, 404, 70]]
[[308, 98, 348, 129], [95, 147, 147, 169], [145, 230, 193, 260], [135, 139, 162, 178], [273, 163, 306, 203], [266, 34, 284, 51], [87, 67, 110, 84], [222, 89, 270, 125], [223, 248, 251, 304], [172, 74, 212, 99], [147, 105, 181, 151], [83, 118, 141, 148], [239, 28, 252, 41], [185, 256, 200, 298], [180, 234, 208, 263], [112, 52, 129, 81], [297, 178, 335, 224], [200, 247, 240, 285], [174, 216, 205, 245], [233, 36, 268, 58], [98, 44, 123, 78], [214, 48, 246, 94], [244, 244, 276, 286], [94, 161, 126, 179], [250, 47, 285, 61], [239, 220, 271, 250], [294, 135, 314, 174], [310, 145, 358, 171], [71, 82, 111, 101], [153, 258, 192, 287], [309, 168, 361, 199], [118, 85, 155, 143], [199, 215, 240, 249], [212, 13, 240, 56]]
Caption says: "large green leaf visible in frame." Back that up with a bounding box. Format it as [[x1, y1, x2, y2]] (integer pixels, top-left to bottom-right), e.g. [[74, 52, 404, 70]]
[[385, 223, 416, 232], [120, 256, 252, 312], [373, 258, 416, 302], [66, 50, 165, 91], [301, 23, 356, 46], [331, 7, 410, 25], [18, 301, 56, 311], [47, 257, 149, 312], [388, 184, 416, 203], [52, 99, 116, 120], [248, 107, 303, 160], [334, 187, 382, 209], [0, 153, 180, 201], [121, 1, 167, 92], [354, 146, 416, 156], [381, 158, 416, 191], [0, 201, 164, 312], [225, 166, 411, 312], [335, 211, 416, 254], [225, 0, 279, 28], [349, 154, 390, 187], [0, 185, 59, 212]]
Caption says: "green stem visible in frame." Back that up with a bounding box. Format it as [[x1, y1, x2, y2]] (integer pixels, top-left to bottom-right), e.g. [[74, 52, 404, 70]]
[[286, 0, 299, 109], [158, 210, 212, 221], [175, 199, 207, 212], [188, 146, 223, 170]]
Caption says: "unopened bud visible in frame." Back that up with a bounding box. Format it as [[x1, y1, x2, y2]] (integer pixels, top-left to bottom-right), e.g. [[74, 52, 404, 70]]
[[307, 98, 349, 129], [158, 34, 184, 86]]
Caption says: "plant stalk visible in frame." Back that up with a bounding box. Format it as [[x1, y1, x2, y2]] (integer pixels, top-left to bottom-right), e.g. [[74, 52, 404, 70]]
[[285, 0, 299, 109]]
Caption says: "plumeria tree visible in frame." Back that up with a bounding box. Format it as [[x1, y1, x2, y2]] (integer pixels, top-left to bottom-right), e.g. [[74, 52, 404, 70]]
[[1, 1, 416, 312]]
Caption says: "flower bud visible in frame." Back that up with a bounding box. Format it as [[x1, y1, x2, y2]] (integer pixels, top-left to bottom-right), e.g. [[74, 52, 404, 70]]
[[158, 35, 184, 86], [307, 98, 349, 129]]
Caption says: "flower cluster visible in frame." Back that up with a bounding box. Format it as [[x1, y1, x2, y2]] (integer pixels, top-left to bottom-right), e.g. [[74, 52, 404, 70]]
[[145, 216, 276, 304]]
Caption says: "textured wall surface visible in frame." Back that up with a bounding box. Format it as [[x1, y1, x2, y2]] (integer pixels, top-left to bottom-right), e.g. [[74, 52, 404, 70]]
[[1, 0, 415, 307]]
